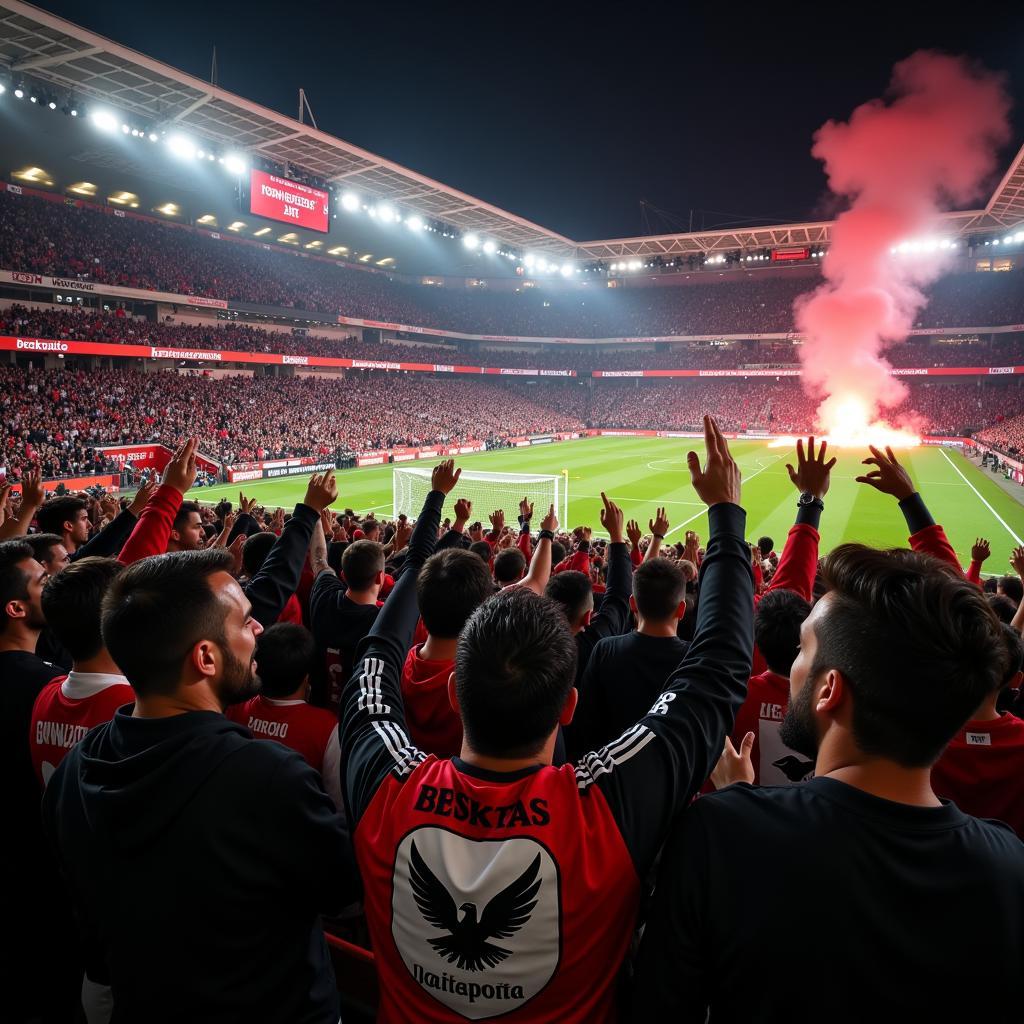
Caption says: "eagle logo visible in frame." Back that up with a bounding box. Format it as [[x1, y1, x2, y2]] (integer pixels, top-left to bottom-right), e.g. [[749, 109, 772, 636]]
[[772, 754, 815, 782], [409, 840, 541, 973]]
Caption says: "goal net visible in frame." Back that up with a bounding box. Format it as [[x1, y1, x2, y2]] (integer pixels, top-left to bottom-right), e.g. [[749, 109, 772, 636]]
[[393, 467, 567, 526]]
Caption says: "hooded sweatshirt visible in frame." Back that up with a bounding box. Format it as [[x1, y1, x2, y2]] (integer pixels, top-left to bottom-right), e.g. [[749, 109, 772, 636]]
[[400, 643, 462, 758], [42, 707, 356, 1024]]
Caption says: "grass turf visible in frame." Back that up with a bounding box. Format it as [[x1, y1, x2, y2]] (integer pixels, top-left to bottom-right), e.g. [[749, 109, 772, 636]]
[[188, 436, 1024, 575]]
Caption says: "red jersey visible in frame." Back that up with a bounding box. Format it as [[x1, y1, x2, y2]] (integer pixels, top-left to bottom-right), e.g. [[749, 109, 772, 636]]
[[339, 494, 754, 1023], [931, 713, 1024, 838], [401, 645, 461, 759], [29, 672, 134, 787], [731, 670, 814, 786], [239, 696, 343, 812]]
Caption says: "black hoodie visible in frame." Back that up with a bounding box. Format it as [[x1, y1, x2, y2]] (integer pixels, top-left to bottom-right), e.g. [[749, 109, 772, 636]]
[[43, 706, 356, 1023]]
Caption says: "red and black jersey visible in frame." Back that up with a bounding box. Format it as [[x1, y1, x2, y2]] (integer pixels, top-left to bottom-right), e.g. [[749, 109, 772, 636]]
[[29, 672, 134, 787], [339, 492, 754, 1023], [931, 713, 1024, 838], [731, 670, 814, 786]]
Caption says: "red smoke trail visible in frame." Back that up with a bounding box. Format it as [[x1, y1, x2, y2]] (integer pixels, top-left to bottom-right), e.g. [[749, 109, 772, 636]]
[[795, 52, 1011, 446]]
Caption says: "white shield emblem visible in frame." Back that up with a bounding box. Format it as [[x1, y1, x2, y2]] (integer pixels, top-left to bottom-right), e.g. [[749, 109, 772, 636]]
[[392, 828, 560, 1019]]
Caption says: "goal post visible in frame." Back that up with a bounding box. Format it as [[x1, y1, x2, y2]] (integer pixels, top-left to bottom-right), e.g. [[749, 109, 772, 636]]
[[393, 467, 568, 527]]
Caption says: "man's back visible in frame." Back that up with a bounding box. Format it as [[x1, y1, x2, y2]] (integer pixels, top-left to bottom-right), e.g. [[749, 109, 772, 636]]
[[931, 712, 1024, 838], [43, 707, 353, 1024], [633, 777, 1024, 1022], [310, 573, 380, 710]]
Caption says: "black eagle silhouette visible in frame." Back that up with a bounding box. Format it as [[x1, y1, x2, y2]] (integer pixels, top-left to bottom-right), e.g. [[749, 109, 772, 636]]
[[408, 841, 542, 973], [773, 754, 815, 782]]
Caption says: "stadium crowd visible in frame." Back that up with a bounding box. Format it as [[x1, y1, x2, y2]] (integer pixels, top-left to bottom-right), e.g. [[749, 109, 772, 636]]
[[3, 191, 1024, 338], [3, 424, 1023, 1024]]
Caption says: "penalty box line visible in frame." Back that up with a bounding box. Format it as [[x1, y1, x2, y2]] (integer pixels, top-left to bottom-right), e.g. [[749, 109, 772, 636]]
[[939, 448, 1023, 547], [664, 457, 782, 538]]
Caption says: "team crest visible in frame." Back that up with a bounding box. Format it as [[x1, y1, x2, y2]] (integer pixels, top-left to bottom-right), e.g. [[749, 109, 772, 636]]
[[392, 829, 560, 1019]]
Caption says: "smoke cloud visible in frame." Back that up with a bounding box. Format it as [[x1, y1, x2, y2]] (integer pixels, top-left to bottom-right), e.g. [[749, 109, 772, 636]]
[[795, 51, 1012, 444]]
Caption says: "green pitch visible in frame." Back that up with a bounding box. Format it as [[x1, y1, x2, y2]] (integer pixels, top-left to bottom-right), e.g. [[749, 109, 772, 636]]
[[188, 437, 1024, 575]]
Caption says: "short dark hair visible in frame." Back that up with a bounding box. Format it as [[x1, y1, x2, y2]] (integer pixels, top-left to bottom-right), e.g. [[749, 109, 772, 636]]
[[456, 588, 577, 758], [173, 500, 201, 532], [988, 594, 1018, 624], [102, 547, 235, 697], [469, 541, 492, 563], [215, 500, 232, 519], [633, 558, 686, 621], [999, 622, 1024, 690], [341, 540, 385, 590], [755, 589, 812, 676], [36, 496, 87, 535], [811, 544, 1005, 767], [550, 541, 566, 565], [493, 548, 527, 585], [26, 533, 64, 563], [42, 557, 124, 661], [545, 570, 592, 624], [758, 536, 774, 556], [998, 576, 1024, 605], [255, 623, 315, 698], [0, 539, 34, 625], [418, 549, 494, 638], [242, 531, 277, 577]]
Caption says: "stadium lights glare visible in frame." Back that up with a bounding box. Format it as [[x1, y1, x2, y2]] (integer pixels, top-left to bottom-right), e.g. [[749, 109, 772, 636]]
[[70, 109, 78, 117], [340, 191, 360, 212], [560, 263, 574, 278], [463, 233, 480, 250], [405, 215, 423, 231], [222, 154, 247, 174], [148, 132, 158, 142], [524, 254, 536, 268], [91, 109, 117, 132], [47, 100, 56, 110], [14, 88, 23, 99], [536, 258, 549, 272], [482, 240, 497, 255], [375, 204, 396, 223], [167, 134, 196, 159]]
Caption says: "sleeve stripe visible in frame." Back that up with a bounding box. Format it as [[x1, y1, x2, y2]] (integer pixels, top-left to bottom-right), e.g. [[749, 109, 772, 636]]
[[357, 656, 390, 716], [372, 720, 426, 778], [574, 725, 656, 792]]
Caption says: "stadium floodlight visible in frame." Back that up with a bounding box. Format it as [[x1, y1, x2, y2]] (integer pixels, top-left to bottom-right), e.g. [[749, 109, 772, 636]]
[[70, 109, 77, 116], [376, 203, 396, 223], [993, 239, 1000, 245], [482, 240, 497, 254], [196, 148, 205, 158], [536, 257, 549, 272], [406, 214, 424, 231], [524, 253, 536, 269], [91, 109, 117, 132], [29, 95, 37, 103], [148, 132, 158, 141], [223, 153, 247, 174], [560, 262, 574, 278], [167, 134, 196, 159], [1004, 237, 1014, 245], [47, 100, 56, 110], [13, 88, 23, 99], [463, 233, 480, 250], [0, 84, 5, 95], [341, 191, 360, 212], [394, 467, 568, 536]]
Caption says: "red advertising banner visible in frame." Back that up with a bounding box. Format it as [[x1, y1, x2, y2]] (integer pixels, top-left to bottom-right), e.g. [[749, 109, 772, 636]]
[[249, 170, 329, 233]]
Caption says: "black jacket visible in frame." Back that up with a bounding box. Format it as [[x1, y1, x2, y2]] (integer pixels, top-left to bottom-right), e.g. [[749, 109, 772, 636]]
[[43, 707, 356, 1023]]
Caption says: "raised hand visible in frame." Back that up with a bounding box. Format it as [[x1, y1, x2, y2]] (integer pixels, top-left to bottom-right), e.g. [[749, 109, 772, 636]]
[[392, 519, 413, 551], [626, 519, 642, 548], [540, 503, 558, 533], [303, 470, 338, 513], [1011, 546, 1024, 579], [319, 507, 333, 539], [431, 459, 462, 495], [272, 507, 286, 531], [971, 538, 991, 564], [519, 497, 534, 522], [100, 494, 119, 520], [649, 506, 670, 537], [454, 498, 473, 524], [238, 491, 257, 516], [786, 437, 836, 499], [855, 445, 914, 501], [489, 508, 506, 532], [599, 491, 625, 544], [228, 533, 245, 576], [710, 733, 755, 789], [127, 477, 157, 517], [162, 438, 198, 495], [497, 532, 515, 550], [687, 415, 741, 507], [20, 466, 45, 510]]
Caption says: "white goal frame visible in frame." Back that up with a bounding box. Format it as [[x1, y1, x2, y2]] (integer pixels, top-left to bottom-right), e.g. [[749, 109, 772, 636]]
[[392, 467, 568, 527]]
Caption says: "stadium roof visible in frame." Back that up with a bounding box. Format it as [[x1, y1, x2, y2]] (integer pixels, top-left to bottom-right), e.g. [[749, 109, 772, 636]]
[[0, 0, 1021, 264]]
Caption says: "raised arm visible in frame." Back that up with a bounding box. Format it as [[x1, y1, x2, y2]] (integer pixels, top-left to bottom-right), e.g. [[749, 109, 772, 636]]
[[244, 471, 336, 627], [857, 444, 963, 575], [340, 461, 459, 826], [519, 504, 558, 595], [116, 447, 193, 564], [0, 467, 45, 540], [579, 416, 754, 878], [644, 507, 670, 562]]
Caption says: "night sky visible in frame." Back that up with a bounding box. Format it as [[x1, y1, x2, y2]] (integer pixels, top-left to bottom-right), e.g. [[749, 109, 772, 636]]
[[30, 2, 1024, 241]]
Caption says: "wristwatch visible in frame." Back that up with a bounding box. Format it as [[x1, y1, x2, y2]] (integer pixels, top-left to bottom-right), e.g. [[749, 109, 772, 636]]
[[797, 492, 824, 511]]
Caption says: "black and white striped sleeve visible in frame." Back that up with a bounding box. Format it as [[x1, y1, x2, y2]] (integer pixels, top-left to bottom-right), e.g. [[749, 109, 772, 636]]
[[339, 490, 443, 826], [575, 503, 754, 878]]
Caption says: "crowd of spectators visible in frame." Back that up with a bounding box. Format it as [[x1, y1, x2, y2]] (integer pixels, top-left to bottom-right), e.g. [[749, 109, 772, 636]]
[[978, 411, 1024, 457], [4, 300, 1024, 374], [3, 191, 1024, 339]]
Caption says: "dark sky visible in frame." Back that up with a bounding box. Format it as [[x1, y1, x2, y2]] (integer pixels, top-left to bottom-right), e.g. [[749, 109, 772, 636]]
[[31, 1, 1024, 241]]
